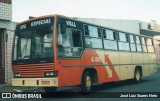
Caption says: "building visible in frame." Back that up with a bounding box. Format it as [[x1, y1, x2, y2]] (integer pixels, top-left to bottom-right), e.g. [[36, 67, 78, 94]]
[[140, 20, 160, 65], [0, 0, 15, 84]]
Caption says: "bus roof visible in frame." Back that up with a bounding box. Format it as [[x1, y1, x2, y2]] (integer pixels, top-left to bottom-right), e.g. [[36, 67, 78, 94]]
[[16, 14, 153, 38]]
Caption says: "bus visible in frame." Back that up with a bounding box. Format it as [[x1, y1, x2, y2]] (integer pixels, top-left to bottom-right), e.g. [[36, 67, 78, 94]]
[[12, 14, 157, 92]]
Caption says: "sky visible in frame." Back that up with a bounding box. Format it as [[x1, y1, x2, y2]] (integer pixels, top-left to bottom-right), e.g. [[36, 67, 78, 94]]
[[12, 0, 160, 24]]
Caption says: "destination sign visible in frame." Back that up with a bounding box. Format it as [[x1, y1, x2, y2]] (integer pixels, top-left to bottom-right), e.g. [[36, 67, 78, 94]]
[[17, 17, 54, 31]]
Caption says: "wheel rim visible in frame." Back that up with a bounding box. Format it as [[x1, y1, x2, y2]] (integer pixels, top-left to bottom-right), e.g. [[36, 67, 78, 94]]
[[86, 76, 91, 90], [135, 70, 140, 81]]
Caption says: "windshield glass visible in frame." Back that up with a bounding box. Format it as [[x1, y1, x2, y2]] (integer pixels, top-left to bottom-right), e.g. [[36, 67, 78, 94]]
[[13, 26, 53, 64]]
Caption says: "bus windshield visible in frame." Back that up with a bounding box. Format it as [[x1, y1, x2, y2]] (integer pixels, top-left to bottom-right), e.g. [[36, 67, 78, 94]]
[[13, 25, 53, 64]]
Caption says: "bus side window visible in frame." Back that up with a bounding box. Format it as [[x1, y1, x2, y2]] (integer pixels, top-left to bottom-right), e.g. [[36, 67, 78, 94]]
[[57, 28, 83, 58], [130, 35, 136, 52], [147, 38, 154, 53], [84, 25, 103, 49], [135, 36, 142, 52], [118, 32, 130, 51], [141, 37, 147, 52], [103, 29, 118, 50]]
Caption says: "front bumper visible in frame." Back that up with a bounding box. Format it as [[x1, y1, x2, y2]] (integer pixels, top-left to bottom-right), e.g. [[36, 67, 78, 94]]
[[12, 77, 58, 87]]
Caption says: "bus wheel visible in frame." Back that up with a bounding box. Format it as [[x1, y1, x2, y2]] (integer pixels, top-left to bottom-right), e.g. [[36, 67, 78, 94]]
[[43, 87, 57, 92], [133, 68, 141, 83], [81, 71, 92, 93]]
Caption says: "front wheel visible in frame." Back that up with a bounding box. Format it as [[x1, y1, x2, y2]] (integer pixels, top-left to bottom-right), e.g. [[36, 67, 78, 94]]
[[81, 72, 92, 93], [43, 87, 57, 92]]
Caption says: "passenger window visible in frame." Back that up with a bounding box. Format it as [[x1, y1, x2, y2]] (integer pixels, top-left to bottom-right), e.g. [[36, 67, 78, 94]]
[[147, 38, 154, 52], [147, 39, 153, 45], [135, 36, 142, 52], [119, 32, 128, 42], [103, 29, 118, 50], [84, 25, 102, 49], [118, 32, 129, 51], [130, 35, 135, 43], [86, 25, 101, 37], [141, 37, 147, 52], [130, 35, 136, 52], [104, 29, 116, 40], [135, 36, 140, 44]]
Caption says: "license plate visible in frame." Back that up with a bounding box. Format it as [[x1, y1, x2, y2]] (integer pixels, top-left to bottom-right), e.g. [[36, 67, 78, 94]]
[[41, 81, 50, 85]]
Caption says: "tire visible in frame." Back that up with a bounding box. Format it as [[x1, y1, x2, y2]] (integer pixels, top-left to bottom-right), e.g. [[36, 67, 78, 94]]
[[81, 71, 92, 93], [133, 68, 142, 83], [43, 87, 57, 92]]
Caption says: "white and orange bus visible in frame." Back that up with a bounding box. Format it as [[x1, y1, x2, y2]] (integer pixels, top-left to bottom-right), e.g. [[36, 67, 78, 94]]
[[12, 15, 157, 92]]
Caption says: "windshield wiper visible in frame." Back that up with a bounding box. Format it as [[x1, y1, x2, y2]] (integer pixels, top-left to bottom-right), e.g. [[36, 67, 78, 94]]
[[21, 31, 33, 59]]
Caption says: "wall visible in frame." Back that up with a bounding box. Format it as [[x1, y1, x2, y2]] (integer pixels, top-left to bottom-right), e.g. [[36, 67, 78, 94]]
[[5, 22, 16, 83], [0, 0, 12, 21], [0, 0, 14, 83]]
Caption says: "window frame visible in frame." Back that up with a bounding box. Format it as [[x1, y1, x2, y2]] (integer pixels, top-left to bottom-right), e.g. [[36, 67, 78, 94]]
[[135, 36, 142, 52], [141, 37, 148, 52], [118, 32, 130, 51], [129, 34, 136, 52], [146, 38, 155, 53], [102, 28, 118, 50], [83, 24, 103, 49], [103, 29, 116, 40], [57, 25, 84, 58]]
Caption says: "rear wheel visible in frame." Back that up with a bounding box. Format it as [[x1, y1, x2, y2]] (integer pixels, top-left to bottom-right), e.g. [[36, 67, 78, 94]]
[[81, 71, 92, 93], [43, 87, 57, 92], [133, 68, 142, 83]]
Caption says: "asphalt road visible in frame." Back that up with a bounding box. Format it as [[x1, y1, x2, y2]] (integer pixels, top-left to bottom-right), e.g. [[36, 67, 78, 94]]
[[1, 67, 160, 101]]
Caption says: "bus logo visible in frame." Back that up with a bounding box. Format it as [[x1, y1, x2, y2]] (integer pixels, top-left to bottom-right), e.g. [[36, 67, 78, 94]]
[[91, 56, 101, 62]]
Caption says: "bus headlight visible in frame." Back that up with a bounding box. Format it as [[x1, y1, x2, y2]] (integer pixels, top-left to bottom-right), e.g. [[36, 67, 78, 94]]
[[14, 73, 21, 78], [44, 71, 56, 77], [50, 72, 54, 76]]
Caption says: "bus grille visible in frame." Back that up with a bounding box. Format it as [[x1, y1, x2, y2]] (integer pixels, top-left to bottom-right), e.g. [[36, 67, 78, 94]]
[[12, 63, 54, 77]]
